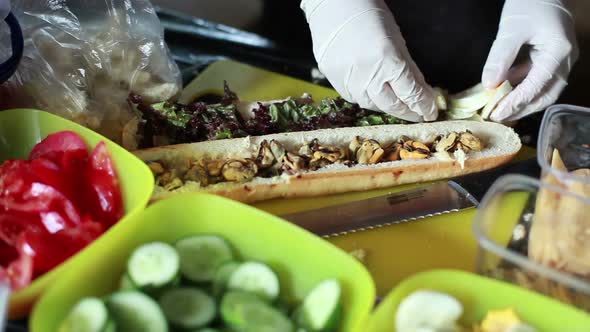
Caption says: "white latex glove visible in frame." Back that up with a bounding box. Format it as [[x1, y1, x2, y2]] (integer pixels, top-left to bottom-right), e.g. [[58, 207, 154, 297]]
[[482, 0, 578, 122], [301, 0, 438, 122], [0, 0, 9, 20]]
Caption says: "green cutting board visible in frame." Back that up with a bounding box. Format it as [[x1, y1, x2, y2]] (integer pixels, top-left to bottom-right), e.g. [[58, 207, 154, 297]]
[[180, 60, 536, 296]]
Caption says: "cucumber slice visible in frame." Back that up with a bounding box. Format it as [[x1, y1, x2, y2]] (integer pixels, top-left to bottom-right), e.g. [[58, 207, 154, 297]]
[[227, 261, 279, 302], [395, 290, 463, 332], [291, 306, 305, 327], [275, 299, 292, 316], [175, 235, 234, 282], [58, 297, 109, 332], [301, 279, 342, 332], [127, 242, 180, 289], [106, 291, 168, 332], [212, 261, 240, 297], [119, 273, 136, 291], [159, 287, 216, 329], [221, 291, 294, 332], [103, 320, 116, 332]]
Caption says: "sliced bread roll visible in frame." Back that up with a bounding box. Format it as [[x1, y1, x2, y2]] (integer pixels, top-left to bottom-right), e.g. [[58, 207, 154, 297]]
[[134, 120, 521, 203]]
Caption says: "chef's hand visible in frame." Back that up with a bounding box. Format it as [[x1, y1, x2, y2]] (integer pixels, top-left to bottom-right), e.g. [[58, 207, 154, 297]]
[[482, 0, 578, 122], [301, 0, 438, 122], [0, 0, 9, 20]]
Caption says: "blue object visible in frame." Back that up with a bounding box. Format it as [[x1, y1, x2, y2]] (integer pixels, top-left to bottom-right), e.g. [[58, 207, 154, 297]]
[[0, 12, 23, 83]]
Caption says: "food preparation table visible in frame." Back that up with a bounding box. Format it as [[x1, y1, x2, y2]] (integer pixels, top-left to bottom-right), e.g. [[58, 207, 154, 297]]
[[180, 60, 536, 296]]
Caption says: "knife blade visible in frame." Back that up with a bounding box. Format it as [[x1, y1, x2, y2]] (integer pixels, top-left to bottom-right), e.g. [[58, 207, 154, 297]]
[[279, 158, 540, 237]]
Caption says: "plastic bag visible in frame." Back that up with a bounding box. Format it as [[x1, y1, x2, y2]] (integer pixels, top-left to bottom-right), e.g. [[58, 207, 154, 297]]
[[0, 0, 182, 149]]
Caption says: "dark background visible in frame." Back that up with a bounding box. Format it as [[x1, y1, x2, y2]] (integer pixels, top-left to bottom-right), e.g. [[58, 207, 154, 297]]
[[154, 0, 590, 146], [254, 0, 590, 109], [254, 0, 590, 114]]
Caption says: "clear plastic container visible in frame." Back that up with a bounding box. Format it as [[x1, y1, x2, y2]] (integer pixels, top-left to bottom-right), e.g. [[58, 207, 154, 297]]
[[473, 174, 590, 311], [537, 104, 590, 186]]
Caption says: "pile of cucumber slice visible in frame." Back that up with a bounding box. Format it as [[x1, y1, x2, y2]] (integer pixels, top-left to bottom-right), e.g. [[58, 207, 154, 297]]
[[59, 235, 343, 332]]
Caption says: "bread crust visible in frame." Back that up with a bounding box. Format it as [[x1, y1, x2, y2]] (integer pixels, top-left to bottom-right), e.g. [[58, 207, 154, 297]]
[[135, 121, 521, 203]]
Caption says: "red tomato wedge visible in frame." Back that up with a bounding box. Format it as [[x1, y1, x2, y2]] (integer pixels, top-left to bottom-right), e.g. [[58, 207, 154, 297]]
[[85, 142, 124, 228], [29, 131, 87, 161], [30, 158, 72, 199], [19, 221, 103, 275], [0, 240, 18, 267], [0, 160, 37, 199], [0, 130, 123, 290], [1, 179, 81, 229], [0, 252, 33, 290], [0, 212, 41, 247]]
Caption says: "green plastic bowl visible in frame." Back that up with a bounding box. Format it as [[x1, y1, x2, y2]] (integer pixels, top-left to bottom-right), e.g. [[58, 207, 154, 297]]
[[30, 192, 376, 332], [366, 269, 590, 332], [0, 109, 154, 319]]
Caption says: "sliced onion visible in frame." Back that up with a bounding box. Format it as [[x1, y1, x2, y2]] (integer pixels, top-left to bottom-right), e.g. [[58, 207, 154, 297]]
[[481, 80, 513, 120], [433, 87, 448, 111], [466, 114, 485, 122], [448, 83, 493, 112], [447, 108, 478, 120]]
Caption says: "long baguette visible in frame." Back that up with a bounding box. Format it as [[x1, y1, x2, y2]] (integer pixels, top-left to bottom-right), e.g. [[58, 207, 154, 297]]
[[134, 120, 521, 203]]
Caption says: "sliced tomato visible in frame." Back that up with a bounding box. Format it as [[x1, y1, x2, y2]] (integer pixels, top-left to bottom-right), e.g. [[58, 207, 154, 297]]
[[1, 160, 45, 212], [0, 159, 80, 227], [2, 181, 81, 228], [19, 228, 67, 274], [0, 160, 38, 199], [30, 158, 72, 199], [64, 219, 104, 244], [0, 212, 41, 247], [29, 132, 89, 205], [29, 131, 87, 161], [0, 132, 122, 289], [0, 240, 18, 267], [19, 221, 103, 274], [85, 142, 124, 227], [0, 252, 33, 291]]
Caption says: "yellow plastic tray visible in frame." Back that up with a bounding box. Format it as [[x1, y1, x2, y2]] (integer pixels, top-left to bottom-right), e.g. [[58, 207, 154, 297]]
[[181, 60, 536, 295]]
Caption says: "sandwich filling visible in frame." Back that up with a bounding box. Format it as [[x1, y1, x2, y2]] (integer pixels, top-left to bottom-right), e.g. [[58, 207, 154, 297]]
[[146, 131, 484, 191]]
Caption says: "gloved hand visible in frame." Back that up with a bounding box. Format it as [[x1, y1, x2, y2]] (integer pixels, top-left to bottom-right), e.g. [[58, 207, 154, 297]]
[[301, 0, 438, 122], [482, 0, 578, 122], [0, 0, 9, 20]]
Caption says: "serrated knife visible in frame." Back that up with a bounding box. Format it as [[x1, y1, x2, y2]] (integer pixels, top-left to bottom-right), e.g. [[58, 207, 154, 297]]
[[279, 158, 540, 237]]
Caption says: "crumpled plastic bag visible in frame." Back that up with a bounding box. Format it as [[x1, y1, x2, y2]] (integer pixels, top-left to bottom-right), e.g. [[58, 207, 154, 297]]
[[0, 0, 181, 149]]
